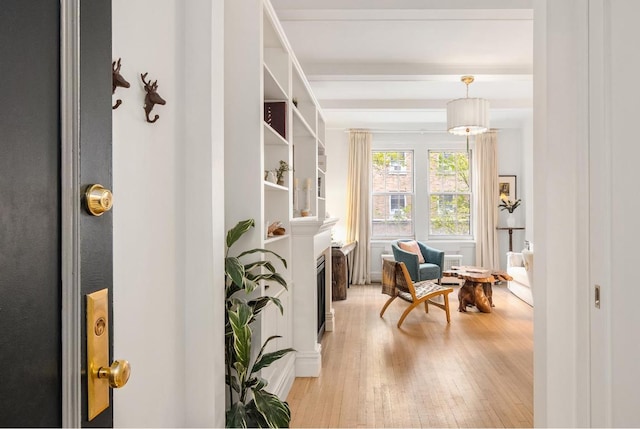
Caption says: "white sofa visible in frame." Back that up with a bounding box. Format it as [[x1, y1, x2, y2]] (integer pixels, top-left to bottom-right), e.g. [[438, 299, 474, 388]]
[[506, 250, 534, 306]]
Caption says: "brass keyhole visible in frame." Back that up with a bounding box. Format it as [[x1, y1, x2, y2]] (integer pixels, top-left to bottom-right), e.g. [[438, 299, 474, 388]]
[[94, 317, 106, 336], [85, 184, 113, 216]]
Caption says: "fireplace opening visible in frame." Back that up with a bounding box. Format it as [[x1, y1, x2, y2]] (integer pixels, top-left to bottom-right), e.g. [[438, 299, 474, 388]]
[[317, 255, 326, 342]]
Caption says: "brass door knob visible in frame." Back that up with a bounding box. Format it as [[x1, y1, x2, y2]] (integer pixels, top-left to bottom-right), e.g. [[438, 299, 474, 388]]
[[85, 184, 113, 216], [97, 359, 130, 388]]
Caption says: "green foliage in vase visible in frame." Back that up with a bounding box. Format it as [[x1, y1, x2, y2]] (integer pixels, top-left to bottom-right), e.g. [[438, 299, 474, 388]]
[[275, 160, 291, 184], [225, 219, 294, 428], [498, 194, 521, 213]]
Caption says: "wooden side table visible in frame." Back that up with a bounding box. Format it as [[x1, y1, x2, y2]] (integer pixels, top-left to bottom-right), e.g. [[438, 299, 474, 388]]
[[331, 241, 357, 301], [496, 227, 525, 252]]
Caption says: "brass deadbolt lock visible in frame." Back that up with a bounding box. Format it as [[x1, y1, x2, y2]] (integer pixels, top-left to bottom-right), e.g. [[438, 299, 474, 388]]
[[85, 184, 113, 216]]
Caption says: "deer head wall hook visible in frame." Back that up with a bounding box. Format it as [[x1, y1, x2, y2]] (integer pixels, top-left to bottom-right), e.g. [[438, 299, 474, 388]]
[[141, 72, 166, 123], [112, 58, 130, 109]]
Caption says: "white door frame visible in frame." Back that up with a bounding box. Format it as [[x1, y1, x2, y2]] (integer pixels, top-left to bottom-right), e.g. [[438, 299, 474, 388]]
[[60, 0, 82, 426], [533, 0, 593, 427], [587, 0, 612, 426]]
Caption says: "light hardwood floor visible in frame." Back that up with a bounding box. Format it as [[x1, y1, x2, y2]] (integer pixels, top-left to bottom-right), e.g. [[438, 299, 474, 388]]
[[287, 283, 533, 428]]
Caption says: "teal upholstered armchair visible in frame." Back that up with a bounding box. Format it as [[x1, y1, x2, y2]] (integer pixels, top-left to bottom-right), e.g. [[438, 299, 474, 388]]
[[391, 240, 445, 283]]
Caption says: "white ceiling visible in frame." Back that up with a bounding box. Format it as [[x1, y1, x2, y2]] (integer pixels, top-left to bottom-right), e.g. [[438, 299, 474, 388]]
[[271, 0, 534, 131]]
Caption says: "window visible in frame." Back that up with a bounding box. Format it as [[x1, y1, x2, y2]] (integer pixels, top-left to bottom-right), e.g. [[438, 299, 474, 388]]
[[428, 151, 472, 237], [371, 151, 413, 237]]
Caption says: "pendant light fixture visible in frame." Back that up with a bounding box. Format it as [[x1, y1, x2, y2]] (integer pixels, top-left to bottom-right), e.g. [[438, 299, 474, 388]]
[[446, 75, 490, 151]]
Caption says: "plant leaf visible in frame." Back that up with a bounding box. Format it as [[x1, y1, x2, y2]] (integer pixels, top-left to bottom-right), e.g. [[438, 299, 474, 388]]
[[226, 373, 240, 393], [252, 348, 295, 374], [237, 302, 253, 325], [244, 260, 276, 274], [243, 277, 259, 294], [245, 376, 258, 389], [228, 306, 253, 372], [226, 219, 255, 249], [233, 361, 247, 385], [254, 335, 281, 364], [226, 257, 245, 290], [245, 400, 268, 428], [245, 272, 288, 290], [253, 389, 291, 428], [226, 281, 242, 300], [248, 296, 283, 316], [226, 402, 249, 429], [237, 248, 287, 269], [254, 377, 267, 391]]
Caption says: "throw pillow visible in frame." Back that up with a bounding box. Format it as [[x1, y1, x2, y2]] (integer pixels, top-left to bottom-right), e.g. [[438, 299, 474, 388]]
[[398, 240, 425, 263]]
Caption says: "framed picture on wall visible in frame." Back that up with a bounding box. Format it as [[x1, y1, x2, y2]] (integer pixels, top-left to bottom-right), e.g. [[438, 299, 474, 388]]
[[498, 175, 517, 199]]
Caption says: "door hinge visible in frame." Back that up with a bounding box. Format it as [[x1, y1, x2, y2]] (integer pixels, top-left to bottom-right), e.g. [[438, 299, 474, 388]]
[[595, 284, 601, 309]]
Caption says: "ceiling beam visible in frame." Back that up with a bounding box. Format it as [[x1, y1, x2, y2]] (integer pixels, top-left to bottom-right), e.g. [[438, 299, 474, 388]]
[[271, 0, 533, 12], [303, 63, 533, 80], [276, 8, 532, 22], [317, 99, 533, 110]]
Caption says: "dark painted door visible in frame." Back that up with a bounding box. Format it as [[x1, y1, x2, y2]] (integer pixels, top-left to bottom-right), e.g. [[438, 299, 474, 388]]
[[0, 1, 113, 426], [0, 2, 62, 425], [80, 0, 113, 427]]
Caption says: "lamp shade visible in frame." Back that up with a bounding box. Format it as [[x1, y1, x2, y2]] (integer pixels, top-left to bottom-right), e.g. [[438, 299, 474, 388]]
[[446, 97, 490, 136]]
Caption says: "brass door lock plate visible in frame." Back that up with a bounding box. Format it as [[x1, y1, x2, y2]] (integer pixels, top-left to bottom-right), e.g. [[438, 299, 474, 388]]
[[87, 289, 130, 421]]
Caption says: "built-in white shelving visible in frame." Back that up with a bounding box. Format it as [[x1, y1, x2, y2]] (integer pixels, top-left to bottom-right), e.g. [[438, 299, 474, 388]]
[[225, 0, 328, 399], [264, 121, 289, 146]]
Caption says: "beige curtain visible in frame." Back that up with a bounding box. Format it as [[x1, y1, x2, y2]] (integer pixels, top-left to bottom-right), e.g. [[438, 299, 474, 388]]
[[474, 131, 500, 269], [346, 130, 371, 284]]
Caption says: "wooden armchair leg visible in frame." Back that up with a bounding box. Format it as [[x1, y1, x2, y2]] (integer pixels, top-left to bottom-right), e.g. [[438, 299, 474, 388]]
[[397, 301, 421, 328], [380, 296, 397, 318], [444, 293, 451, 323], [424, 301, 429, 313]]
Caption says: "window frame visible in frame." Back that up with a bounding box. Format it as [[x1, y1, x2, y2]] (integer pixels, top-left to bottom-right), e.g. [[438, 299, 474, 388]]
[[370, 150, 415, 239]]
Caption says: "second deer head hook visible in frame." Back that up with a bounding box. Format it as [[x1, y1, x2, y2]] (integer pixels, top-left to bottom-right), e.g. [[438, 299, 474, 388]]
[[112, 58, 130, 109], [141, 72, 166, 123]]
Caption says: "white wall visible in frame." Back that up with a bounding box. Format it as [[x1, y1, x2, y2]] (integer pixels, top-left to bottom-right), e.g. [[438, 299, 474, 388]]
[[182, 1, 226, 427], [522, 116, 535, 242], [112, 1, 225, 427], [497, 127, 529, 268], [325, 129, 348, 242], [604, 1, 640, 425]]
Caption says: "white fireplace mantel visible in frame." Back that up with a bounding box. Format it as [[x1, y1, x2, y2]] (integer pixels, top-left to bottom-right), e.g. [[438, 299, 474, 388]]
[[290, 217, 338, 377]]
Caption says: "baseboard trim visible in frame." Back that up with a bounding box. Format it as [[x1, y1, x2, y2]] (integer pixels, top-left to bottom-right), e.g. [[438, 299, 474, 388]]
[[295, 345, 322, 377], [269, 353, 296, 400], [325, 307, 335, 332]]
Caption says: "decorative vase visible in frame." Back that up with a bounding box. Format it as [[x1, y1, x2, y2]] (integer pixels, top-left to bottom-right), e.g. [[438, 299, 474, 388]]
[[507, 213, 516, 227], [265, 171, 277, 183]]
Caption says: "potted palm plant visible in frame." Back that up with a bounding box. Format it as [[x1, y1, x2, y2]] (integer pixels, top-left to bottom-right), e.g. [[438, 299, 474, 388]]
[[225, 219, 294, 428]]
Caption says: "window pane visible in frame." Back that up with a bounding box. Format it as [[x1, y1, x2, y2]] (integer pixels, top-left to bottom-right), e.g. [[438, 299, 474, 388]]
[[429, 152, 470, 193], [372, 151, 413, 193], [429, 194, 471, 235], [372, 194, 413, 237]]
